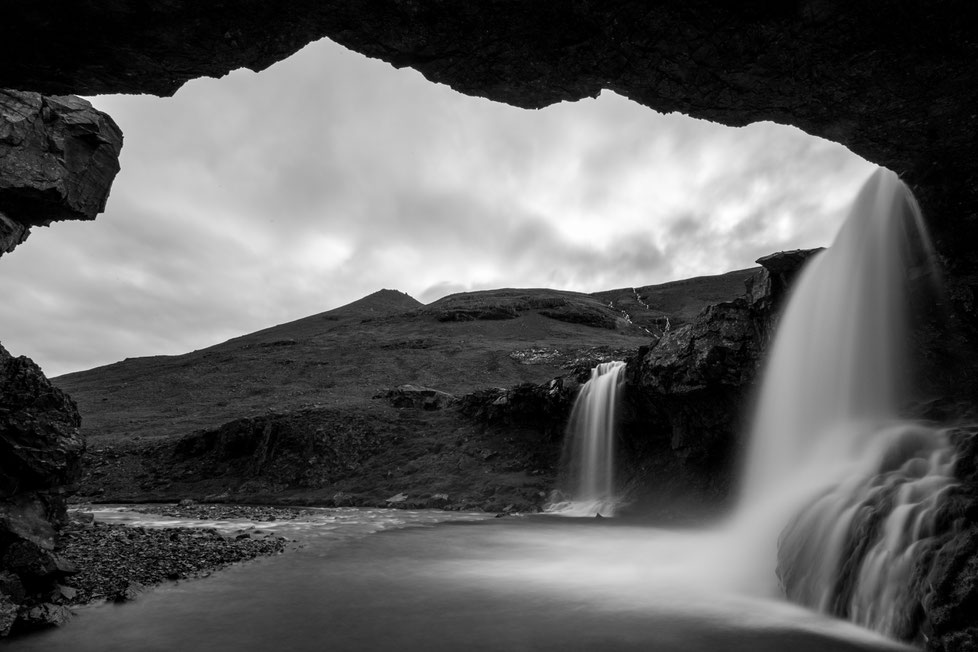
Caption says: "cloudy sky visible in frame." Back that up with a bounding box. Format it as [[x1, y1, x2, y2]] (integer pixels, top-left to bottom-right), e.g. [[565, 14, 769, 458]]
[[1, 38, 876, 377]]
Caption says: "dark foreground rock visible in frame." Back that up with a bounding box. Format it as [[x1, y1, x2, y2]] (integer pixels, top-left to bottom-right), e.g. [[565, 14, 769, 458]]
[[0, 91, 122, 256], [0, 345, 85, 636]]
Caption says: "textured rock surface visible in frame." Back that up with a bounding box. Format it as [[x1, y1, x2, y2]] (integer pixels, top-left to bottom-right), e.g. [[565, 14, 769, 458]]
[[75, 399, 561, 513], [381, 385, 457, 411], [0, 91, 122, 255], [0, 344, 85, 635], [917, 429, 978, 652], [618, 250, 819, 515]]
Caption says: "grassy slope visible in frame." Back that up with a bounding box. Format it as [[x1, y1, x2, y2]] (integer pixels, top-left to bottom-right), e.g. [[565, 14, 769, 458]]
[[593, 268, 759, 332], [57, 288, 651, 446], [55, 274, 757, 509]]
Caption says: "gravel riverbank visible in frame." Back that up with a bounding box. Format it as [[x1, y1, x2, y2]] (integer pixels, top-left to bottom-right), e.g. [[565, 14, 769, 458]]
[[60, 518, 289, 605]]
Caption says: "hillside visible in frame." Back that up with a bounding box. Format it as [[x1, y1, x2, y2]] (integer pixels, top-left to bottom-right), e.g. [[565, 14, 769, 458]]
[[55, 287, 649, 445], [54, 270, 759, 511], [592, 268, 760, 333]]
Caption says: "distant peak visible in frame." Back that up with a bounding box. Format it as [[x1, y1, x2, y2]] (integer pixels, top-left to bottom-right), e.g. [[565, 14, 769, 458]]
[[326, 288, 423, 317]]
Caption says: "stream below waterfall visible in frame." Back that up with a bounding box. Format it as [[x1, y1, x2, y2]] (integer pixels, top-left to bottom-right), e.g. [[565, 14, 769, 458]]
[[2, 507, 913, 652]]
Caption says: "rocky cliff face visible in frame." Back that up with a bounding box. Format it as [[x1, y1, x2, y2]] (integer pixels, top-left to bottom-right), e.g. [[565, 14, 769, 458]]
[[0, 345, 85, 635], [0, 91, 122, 255], [0, 89, 120, 634], [616, 250, 818, 516]]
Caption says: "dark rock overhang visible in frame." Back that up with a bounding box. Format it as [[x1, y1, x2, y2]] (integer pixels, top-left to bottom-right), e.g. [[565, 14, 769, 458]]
[[2, 1, 977, 333], [2, 3, 974, 176]]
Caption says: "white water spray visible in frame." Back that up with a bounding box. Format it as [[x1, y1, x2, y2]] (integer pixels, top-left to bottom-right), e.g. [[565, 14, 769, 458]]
[[547, 361, 626, 517], [737, 168, 957, 639]]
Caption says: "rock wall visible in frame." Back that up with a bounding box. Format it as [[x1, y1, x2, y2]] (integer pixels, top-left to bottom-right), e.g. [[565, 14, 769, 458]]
[[618, 250, 817, 517], [0, 345, 84, 635], [0, 91, 120, 634]]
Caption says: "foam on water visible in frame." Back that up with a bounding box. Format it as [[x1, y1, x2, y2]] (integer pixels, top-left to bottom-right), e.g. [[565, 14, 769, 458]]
[[730, 168, 957, 638]]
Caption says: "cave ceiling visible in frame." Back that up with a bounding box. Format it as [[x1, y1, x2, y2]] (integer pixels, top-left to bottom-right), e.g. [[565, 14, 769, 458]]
[[2, 1, 977, 320]]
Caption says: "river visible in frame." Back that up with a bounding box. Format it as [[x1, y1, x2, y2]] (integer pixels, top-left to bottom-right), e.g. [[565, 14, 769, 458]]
[[2, 507, 913, 652]]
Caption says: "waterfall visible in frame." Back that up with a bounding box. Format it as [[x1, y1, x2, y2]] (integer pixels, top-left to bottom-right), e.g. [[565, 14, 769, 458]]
[[547, 361, 626, 517], [738, 168, 958, 640]]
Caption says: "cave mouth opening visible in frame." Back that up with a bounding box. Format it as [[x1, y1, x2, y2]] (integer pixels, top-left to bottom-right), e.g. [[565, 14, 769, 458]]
[[3, 37, 876, 378]]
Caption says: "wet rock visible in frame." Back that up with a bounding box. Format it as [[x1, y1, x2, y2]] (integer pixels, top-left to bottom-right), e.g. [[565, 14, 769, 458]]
[[112, 580, 145, 603], [15, 603, 72, 630], [48, 584, 78, 604], [0, 594, 17, 636], [619, 253, 818, 514], [385, 493, 408, 505]]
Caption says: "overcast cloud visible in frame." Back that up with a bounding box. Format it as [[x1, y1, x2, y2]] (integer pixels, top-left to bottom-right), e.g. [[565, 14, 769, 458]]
[[0, 38, 876, 377]]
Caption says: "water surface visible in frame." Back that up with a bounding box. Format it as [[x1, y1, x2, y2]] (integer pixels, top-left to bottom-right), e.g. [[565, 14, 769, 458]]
[[3, 508, 913, 652]]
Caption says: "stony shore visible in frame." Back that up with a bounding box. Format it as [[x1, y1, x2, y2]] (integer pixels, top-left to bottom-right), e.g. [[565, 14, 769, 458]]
[[2, 506, 293, 636], [61, 511, 291, 605]]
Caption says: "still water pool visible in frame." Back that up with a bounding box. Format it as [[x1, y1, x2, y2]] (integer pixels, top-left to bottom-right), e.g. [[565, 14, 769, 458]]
[[4, 507, 913, 652]]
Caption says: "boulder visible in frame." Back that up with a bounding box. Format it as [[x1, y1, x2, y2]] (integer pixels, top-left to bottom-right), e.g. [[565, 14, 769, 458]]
[[14, 603, 72, 631], [0, 344, 84, 495], [0, 344, 84, 635], [382, 385, 456, 411], [0, 594, 17, 636], [0, 91, 122, 256]]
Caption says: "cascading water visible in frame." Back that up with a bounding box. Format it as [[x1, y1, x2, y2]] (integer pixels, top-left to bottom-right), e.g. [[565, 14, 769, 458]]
[[737, 168, 959, 641], [547, 361, 626, 517]]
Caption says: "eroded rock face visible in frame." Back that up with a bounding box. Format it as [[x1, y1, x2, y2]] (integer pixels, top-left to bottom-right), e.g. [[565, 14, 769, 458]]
[[0, 344, 84, 635], [0, 91, 122, 255], [618, 250, 819, 515]]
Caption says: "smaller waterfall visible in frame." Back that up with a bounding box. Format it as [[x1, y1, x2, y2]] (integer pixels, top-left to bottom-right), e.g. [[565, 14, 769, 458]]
[[547, 361, 626, 517]]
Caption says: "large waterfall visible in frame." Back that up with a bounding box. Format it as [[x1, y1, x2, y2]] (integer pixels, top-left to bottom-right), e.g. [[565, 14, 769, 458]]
[[547, 361, 626, 517], [738, 168, 958, 640]]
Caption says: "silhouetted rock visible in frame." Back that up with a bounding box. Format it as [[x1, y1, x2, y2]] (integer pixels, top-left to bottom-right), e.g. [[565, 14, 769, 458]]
[[0, 344, 84, 635], [0, 91, 122, 256], [0, 594, 16, 636]]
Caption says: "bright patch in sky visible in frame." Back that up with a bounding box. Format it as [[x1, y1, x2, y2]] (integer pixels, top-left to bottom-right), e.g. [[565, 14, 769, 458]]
[[0, 38, 876, 376]]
